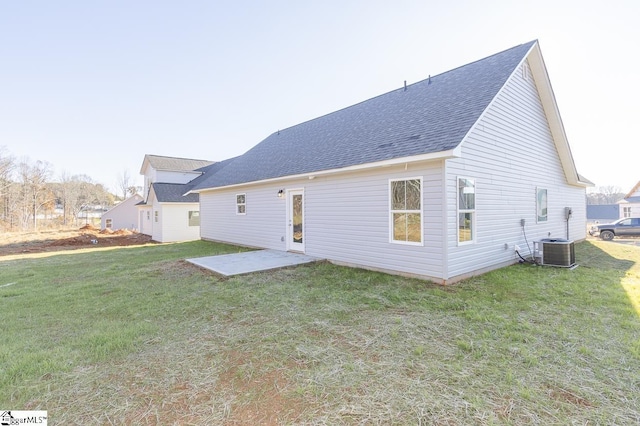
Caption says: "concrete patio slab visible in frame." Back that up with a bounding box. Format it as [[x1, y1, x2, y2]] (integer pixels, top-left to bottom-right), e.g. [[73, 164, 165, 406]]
[[186, 249, 321, 277]]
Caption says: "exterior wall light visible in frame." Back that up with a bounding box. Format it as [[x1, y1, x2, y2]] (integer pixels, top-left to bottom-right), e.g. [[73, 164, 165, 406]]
[[277, 189, 284, 198]]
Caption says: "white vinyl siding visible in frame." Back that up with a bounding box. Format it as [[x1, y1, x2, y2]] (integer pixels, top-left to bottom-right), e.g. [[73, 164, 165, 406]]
[[153, 203, 201, 242], [444, 60, 586, 280], [200, 183, 286, 251], [200, 162, 445, 279], [155, 170, 201, 185], [100, 195, 142, 231]]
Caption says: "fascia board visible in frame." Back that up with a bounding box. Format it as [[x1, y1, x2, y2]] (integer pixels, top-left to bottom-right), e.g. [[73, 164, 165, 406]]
[[192, 148, 461, 194]]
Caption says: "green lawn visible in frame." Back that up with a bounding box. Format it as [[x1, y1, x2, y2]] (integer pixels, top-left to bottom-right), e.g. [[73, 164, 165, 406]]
[[1, 240, 639, 424]]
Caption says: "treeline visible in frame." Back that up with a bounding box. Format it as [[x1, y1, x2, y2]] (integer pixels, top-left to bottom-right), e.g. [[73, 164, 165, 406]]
[[586, 186, 626, 205], [0, 147, 115, 232]]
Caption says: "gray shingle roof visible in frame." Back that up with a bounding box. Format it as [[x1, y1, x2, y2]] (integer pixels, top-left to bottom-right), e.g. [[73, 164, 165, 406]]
[[145, 155, 214, 172], [192, 41, 536, 191], [187, 158, 237, 188], [153, 183, 199, 203]]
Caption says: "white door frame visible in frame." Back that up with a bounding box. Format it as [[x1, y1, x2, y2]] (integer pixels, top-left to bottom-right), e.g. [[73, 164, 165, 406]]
[[286, 189, 305, 252]]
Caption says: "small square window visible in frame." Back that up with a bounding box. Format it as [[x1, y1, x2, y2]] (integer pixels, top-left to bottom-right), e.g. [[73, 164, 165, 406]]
[[188, 211, 200, 226], [105, 219, 112, 229]]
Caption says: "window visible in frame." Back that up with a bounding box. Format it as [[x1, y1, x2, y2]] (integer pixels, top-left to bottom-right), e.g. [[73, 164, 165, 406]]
[[458, 178, 475, 243], [154, 211, 159, 223], [390, 178, 422, 244], [146, 211, 150, 220], [236, 194, 246, 215], [188, 211, 200, 226], [537, 188, 548, 222], [105, 218, 112, 229], [623, 207, 632, 218]]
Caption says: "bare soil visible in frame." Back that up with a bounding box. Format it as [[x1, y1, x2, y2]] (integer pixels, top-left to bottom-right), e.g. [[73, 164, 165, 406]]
[[0, 225, 155, 256]]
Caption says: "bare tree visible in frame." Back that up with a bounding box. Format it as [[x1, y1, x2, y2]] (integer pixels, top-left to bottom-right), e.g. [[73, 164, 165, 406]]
[[54, 174, 116, 226], [16, 158, 53, 230], [116, 169, 131, 201], [0, 147, 15, 229], [587, 186, 626, 205]]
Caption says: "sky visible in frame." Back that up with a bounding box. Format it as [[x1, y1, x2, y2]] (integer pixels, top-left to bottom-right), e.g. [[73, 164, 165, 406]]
[[1, 0, 638, 194]]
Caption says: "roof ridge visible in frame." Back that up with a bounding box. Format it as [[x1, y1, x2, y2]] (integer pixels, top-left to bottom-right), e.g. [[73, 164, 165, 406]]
[[269, 40, 537, 137]]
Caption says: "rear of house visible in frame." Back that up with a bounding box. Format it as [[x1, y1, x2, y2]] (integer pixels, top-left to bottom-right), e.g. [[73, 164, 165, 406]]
[[137, 155, 214, 243], [194, 41, 590, 283], [619, 181, 640, 219]]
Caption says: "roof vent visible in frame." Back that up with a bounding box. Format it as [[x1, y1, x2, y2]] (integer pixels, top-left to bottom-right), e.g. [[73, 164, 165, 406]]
[[378, 142, 394, 149], [404, 80, 407, 91], [406, 135, 421, 140]]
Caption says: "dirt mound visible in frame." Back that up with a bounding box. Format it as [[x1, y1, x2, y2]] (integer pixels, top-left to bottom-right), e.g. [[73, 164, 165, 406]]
[[79, 224, 100, 231], [0, 229, 155, 256], [51, 234, 99, 247], [99, 228, 115, 234], [113, 229, 133, 236]]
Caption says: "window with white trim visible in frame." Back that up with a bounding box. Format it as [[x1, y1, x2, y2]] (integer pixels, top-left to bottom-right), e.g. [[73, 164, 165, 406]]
[[236, 194, 246, 215], [623, 207, 632, 218], [458, 177, 476, 243], [536, 188, 548, 222], [105, 219, 112, 229], [154, 211, 159, 223], [390, 178, 422, 244]]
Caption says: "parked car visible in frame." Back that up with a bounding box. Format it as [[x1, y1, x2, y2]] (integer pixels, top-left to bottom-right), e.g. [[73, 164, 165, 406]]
[[589, 218, 640, 240]]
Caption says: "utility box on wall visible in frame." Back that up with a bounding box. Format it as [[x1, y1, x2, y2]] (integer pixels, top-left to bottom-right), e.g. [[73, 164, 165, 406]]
[[534, 238, 576, 267]]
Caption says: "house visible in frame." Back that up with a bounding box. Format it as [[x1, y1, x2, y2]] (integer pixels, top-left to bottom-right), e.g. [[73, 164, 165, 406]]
[[190, 40, 591, 284], [587, 204, 620, 225], [100, 194, 143, 230], [618, 181, 640, 219], [137, 155, 215, 242]]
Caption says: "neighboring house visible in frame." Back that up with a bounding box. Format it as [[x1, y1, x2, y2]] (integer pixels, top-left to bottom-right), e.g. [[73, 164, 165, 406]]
[[618, 181, 640, 219], [138, 155, 215, 242], [586, 204, 620, 224], [190, 40, 591, 284], [100, 194, 143, 230]]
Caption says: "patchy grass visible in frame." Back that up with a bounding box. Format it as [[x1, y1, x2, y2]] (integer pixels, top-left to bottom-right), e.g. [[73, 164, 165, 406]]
[[0, 240, 638, 424]]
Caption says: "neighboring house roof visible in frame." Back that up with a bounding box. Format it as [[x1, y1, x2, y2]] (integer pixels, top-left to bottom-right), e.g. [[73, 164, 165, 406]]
[[624, 181, 640, 199], [140, 154, 214, 174], [152, 183, 199, 203], [186, 157, 237, 190], [623, 196, 640, 203], [150, 158, 238, 201], [586, 205, 619, 221], [191, 40, 588, 192], [103, 194, 143, 214]]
